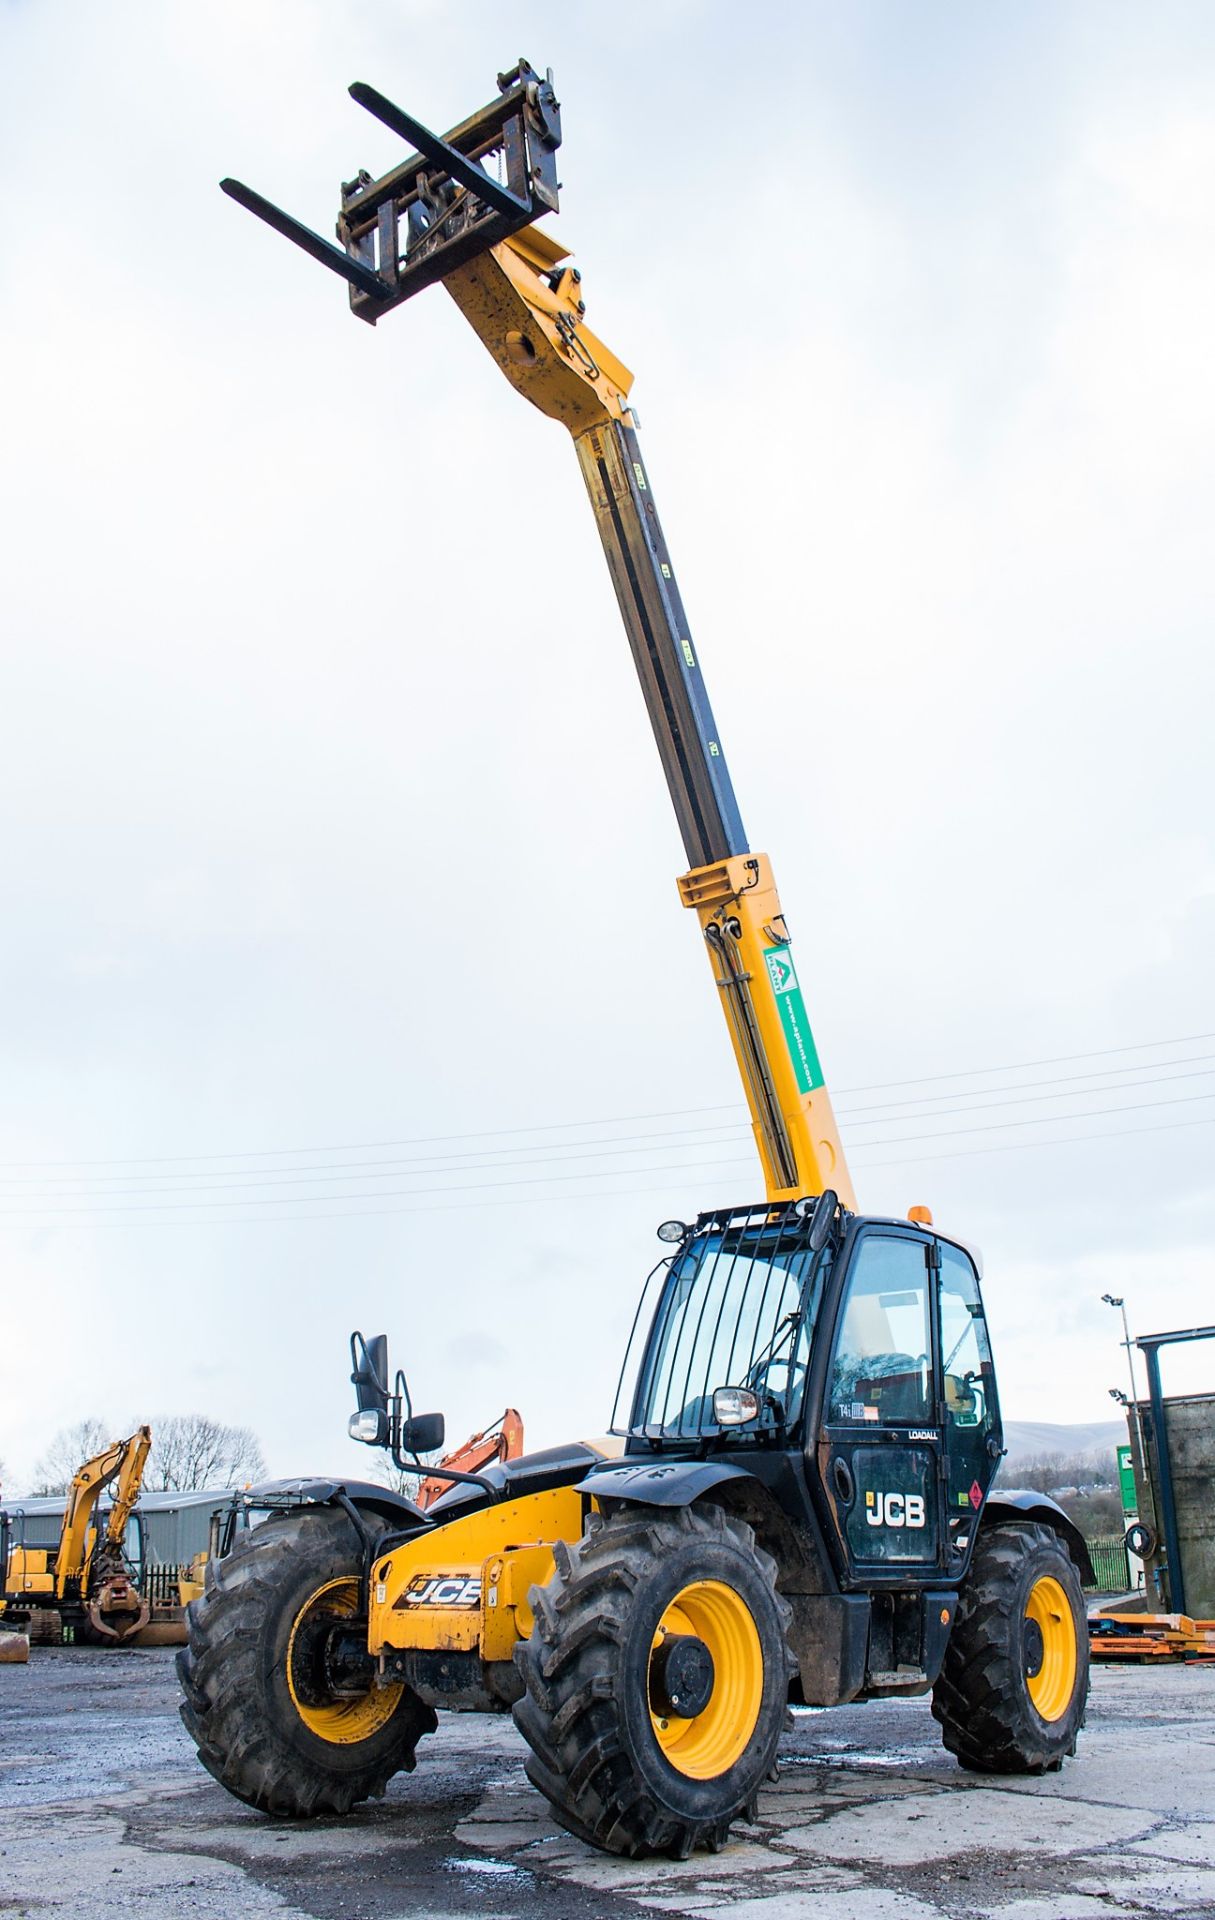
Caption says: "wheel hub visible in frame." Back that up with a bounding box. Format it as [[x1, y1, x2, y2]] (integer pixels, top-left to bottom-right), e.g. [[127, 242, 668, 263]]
[[289, 1609, 341, 1708], [650, 1631, 715, 1719], [291, 1610, 376, 1704], [1023, 1617, 1045, 1679]]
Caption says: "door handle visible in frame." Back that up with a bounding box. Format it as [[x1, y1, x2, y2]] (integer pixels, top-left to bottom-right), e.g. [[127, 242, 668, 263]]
[[832, 1458, 855, 1506]]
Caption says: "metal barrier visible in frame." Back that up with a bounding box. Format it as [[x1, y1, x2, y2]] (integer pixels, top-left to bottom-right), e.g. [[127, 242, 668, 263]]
[[142, 1562, 188, 1609], [1085, 1536, 1131, 1593]]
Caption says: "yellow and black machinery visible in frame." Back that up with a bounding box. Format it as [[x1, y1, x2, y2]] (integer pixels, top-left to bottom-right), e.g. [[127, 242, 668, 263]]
[[2, 1426, 152, 1645], [179, 64, 1093, 1856]]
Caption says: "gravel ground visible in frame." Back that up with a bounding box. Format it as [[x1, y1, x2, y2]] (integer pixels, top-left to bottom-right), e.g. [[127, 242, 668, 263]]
[[2, 1647, 1213, 1919]]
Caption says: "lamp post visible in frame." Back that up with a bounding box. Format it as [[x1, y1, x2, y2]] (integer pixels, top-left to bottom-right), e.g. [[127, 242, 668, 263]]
[[1101, 1294, 1142, 1411], [1101, 1292, 1160, 1602]]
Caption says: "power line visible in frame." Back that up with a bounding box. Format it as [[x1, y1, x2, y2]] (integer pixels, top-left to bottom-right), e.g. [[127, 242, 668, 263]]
[[848, 1089, 1215, 1151], [842, 1064, 1215, 1129], [0, 1152, 761, 1217], [0, 1121, 753, 1194], [5, 1112, 1210, 1230], [0, 1029, 1209, 1171], [2, 1062, 1212, 1200], [837, 1050, 1215, 1117], [856, 1113, 1215, 1172], [835, 1030, 1215, 1096], [3, 1086, 1213, 1220]]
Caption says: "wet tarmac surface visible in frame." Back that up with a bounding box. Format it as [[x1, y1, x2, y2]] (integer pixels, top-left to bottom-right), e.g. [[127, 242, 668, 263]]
[[2, 1647, 1213, 1918]]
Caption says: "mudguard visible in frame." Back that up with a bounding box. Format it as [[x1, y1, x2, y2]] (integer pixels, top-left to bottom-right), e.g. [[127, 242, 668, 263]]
[[984, 1489, 1095, 1586], [231, 1476, 430, 1532], [576, 1458, 756, 1507]]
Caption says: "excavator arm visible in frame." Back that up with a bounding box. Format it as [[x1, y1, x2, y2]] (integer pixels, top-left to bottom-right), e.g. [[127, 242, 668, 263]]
[[56, 1425, 151, 1597], [416, 1408, 524, 1511], [222, 63, 855, 1209]]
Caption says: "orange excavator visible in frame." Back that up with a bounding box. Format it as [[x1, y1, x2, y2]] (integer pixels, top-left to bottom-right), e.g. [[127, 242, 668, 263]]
[[416, 1410, 524, 1510]]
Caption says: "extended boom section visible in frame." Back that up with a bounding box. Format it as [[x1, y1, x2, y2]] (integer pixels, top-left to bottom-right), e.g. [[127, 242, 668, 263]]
[[220, 61, 853, 1207], [448, 239, 855, 1207]]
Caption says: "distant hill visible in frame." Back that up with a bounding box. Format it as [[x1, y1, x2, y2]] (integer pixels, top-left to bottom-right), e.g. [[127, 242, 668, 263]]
[[1001, 1419, 1125, 1466]]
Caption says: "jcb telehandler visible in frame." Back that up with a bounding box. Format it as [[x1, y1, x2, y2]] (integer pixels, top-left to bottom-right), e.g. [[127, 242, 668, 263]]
[[180, 63, 1091, 1858]]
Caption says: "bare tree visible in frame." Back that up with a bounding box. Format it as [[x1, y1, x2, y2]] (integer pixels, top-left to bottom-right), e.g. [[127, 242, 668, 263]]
[[30, 1417, 112, 1495], [370, 1456, 424, 1501], [367, 1442, 446, 1505], [145, 1416, 266, 1492]]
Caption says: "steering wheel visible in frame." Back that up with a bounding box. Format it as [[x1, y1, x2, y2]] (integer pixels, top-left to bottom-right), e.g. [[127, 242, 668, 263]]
[[749, 1358, 807, 1415]]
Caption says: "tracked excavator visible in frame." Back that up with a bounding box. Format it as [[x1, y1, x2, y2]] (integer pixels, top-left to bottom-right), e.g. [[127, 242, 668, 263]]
[[2, 1426, 152, 1644], [179, 64, 1091, 1857]]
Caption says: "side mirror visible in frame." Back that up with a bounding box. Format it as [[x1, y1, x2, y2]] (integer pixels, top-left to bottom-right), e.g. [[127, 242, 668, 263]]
[[350, 1331, 390, 1414], [400, 1412, 445, 1456]]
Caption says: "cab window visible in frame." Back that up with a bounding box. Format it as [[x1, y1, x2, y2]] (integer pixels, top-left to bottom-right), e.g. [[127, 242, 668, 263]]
[[939, 1243, 994, 1432], [828, 1234, 931, 1425]]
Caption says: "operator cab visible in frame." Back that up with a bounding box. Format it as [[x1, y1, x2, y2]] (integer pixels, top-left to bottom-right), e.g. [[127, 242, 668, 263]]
[[616, 1194, 1002, 1589]]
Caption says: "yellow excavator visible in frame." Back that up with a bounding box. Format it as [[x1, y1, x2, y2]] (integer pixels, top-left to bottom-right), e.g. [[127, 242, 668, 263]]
[[179, 63, 1092, 1857], [1, 1427, 152, 1645]]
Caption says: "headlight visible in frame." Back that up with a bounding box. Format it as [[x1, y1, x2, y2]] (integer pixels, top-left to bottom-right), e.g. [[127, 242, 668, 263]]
[[657, 1219, 688, 1244], [348, 1409, 387, 1445]]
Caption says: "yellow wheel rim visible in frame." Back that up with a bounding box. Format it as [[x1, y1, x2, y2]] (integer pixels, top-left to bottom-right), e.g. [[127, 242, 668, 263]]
[[1024, 1574, 1077, 1723], [286, 1577, 403, 1745], [649, 1580, 763, 1779]]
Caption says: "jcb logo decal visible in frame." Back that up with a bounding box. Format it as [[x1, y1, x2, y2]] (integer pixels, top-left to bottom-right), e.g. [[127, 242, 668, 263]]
[[865, 1491, 926, 1529], [395, 1573, 481, 1610]]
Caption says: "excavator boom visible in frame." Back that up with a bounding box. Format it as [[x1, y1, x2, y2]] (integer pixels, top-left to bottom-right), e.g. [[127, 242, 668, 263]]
[[416, 1409, 524, 1511], [56, 1425, 151, 1592]]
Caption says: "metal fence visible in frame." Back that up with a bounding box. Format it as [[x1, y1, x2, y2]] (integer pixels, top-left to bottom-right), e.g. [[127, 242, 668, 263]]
[[1084, 1536, 1131, 1593], [143, 1562, 189, 1609]]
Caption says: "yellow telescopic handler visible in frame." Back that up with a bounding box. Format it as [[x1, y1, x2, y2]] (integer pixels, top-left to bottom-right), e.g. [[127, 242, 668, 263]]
[[180, 63, 1092, 1857]]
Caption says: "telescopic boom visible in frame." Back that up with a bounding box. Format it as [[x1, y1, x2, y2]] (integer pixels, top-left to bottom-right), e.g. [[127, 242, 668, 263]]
[[221, 62, 855, 1208]]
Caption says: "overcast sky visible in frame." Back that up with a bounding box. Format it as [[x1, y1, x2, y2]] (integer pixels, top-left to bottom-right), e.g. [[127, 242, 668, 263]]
[[1, 2, 1212, 1495]]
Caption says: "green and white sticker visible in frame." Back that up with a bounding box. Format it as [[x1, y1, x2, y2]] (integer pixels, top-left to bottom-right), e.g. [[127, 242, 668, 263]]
[[763, 945, 824, 1095]]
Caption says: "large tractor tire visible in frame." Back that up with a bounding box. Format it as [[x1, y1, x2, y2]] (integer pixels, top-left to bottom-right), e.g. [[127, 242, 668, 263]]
[[514, 1503, 796, 1858], [933, 1520, 1089, 1774], [177, 1505, 436, 1816]]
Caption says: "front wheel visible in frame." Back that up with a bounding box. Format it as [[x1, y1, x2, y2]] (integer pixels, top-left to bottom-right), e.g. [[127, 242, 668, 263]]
[[513, 1503, 795, 1858], [177, 1505, 436, 1815], [932, 1520, 1089, 1774]]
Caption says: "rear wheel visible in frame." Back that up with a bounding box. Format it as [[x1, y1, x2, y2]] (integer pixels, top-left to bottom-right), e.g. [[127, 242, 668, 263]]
[[932, 1520, 1088, 1773], [513, 1504, 795, 1858], [177, 1505, 436, 1815]]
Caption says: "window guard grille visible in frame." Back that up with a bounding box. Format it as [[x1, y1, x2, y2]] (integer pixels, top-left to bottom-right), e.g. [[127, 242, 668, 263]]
[[611, 1200, 826, 1441]]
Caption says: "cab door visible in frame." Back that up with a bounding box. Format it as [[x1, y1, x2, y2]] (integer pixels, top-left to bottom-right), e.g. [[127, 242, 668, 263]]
[[936, 1239, 1002, 1572], [816, 1227, 941, 1582]]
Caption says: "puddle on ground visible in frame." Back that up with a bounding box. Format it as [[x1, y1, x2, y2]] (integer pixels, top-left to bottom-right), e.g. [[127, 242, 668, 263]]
[[444, 1854, 527, 1878]]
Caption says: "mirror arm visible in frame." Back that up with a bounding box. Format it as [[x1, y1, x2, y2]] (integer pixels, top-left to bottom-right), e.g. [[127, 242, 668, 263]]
[[387, 1445, 503, 1503]]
